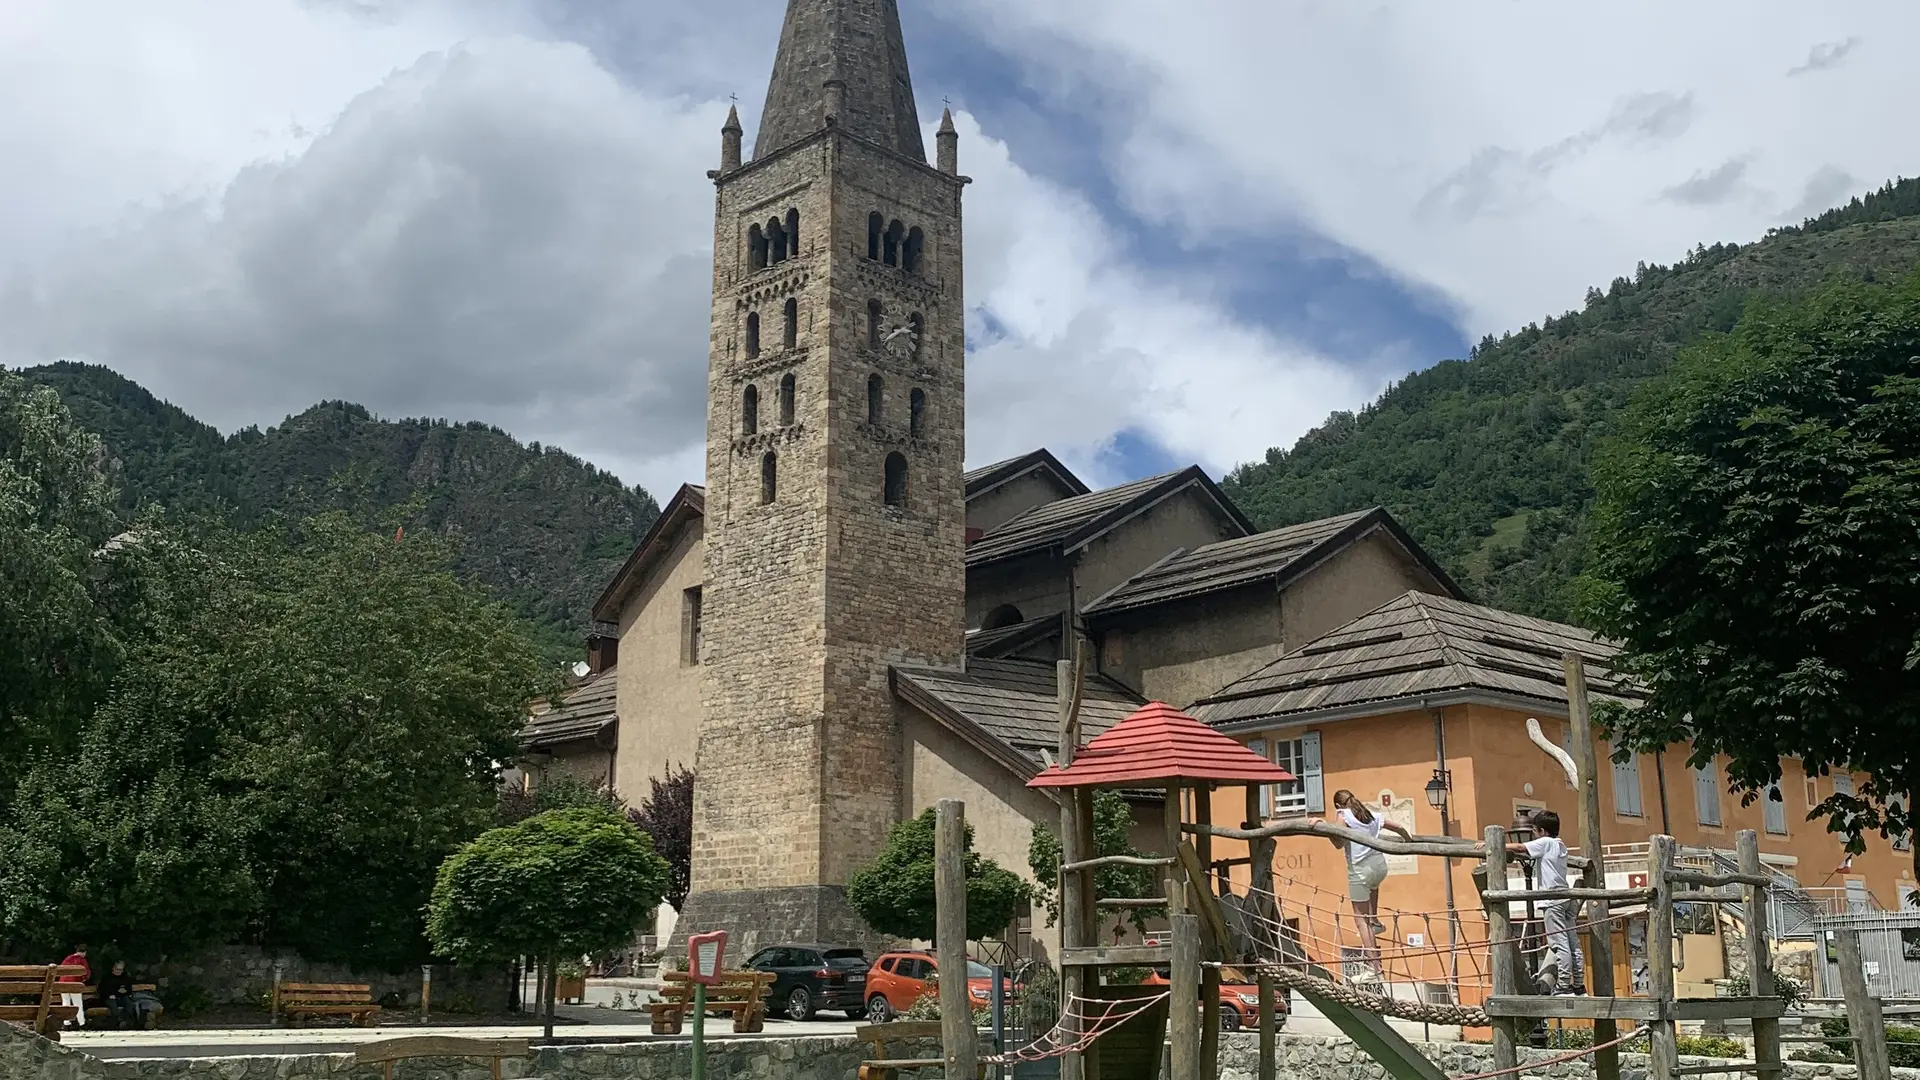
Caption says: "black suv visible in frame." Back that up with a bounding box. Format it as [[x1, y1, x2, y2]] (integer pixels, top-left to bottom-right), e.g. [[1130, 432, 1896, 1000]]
[[744, 944, 870, 1021]]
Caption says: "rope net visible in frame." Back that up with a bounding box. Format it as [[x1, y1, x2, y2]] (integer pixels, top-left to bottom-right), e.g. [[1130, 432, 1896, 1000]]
[[983, 991, 1170, 1064]]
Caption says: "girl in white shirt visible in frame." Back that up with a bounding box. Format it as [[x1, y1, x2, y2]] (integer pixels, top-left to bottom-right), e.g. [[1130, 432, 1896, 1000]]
[[1329, 790, 1411, 979]]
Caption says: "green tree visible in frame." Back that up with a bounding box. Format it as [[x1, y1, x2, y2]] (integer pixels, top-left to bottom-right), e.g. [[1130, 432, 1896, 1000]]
[[1585, 273, 1920, 875], [427, 807, 670, 1041], [846, 808, 1029, 945], [1029, 789, 1166, 936], [0, 511, 553, 964]]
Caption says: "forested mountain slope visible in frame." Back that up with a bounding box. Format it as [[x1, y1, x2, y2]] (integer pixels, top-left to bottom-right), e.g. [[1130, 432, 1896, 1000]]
[[1223, 179, 1920, 622], [24, 362, 659, 661]]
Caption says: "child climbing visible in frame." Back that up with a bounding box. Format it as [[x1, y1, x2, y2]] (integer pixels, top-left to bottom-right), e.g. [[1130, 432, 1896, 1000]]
[[1327, 790, 1411, 980], [1508, 809, 1584, 994]]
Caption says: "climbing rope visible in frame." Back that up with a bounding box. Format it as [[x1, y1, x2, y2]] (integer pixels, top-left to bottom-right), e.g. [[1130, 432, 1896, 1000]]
[[983, 991, 1171, 1064], [1450, 1024, 1651, 1080]]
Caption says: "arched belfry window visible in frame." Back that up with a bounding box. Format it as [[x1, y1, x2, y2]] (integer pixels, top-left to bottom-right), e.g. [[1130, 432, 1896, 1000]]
[[867, 374, 884, 424], [767, 217, 788, 264], [982, 604, 1024, 631], [867, 299, 884, 349], [904, 227, 924, 274], [909, 387, 926, 437], [883, 452, 909, 507], [745, 312, 760, 359], [742, 384, 759, 435], [748, 224, 768, 271], [783, 297, 798, 349], [909, 312, 925, 358], [868, 213, 884, 261], [778, 373, 796, 425], [884, 220, 904, 266], [786, 208, 800, 256], [760, 451, 778, 505]]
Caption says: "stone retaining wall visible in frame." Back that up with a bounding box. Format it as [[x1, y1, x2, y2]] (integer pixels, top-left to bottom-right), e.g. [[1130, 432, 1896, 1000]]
[[7, 1023, 1918, 1080], [143, 946, 507, 1012]]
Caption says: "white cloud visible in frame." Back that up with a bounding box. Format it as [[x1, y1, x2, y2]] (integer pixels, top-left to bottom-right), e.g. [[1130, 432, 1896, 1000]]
[[948, 0, 1920, 335]]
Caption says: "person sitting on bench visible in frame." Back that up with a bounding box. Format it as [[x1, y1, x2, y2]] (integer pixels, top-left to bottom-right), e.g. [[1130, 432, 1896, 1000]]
[[100, 961, 152, 1029]]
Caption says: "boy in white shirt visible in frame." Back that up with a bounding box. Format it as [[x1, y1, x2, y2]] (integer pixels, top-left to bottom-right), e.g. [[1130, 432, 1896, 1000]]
[[1507, 809, 1583, 995]]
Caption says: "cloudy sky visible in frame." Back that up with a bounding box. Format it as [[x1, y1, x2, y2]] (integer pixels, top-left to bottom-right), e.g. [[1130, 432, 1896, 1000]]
[[2, 1, 1915, 498]]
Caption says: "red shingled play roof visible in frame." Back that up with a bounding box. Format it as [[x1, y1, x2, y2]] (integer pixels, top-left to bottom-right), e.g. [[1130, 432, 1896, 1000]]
[[1027, 701, 1296, 789]]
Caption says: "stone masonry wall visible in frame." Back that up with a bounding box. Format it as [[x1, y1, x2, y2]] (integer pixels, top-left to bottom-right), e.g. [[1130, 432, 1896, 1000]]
[[8, 1025, 1918, 1080]]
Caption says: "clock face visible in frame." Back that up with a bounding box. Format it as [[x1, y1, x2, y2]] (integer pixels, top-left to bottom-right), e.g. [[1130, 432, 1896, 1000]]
[[883, 323, 918, 359]]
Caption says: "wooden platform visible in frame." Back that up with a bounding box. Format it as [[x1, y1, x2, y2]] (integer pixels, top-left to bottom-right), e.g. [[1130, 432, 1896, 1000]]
[[1485, 996, 1787, 1022], [1058, 945, 1171, 967]]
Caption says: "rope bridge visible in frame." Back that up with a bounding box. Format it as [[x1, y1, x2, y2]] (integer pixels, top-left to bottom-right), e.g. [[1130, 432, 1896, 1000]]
[[983, 991, 1170, 1064]]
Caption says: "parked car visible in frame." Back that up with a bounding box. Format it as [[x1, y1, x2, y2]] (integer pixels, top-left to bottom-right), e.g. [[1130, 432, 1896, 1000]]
[[863, 950, 1014, 1022], [1144, 966, 1288, 1032], [743, 944, 871, 1021]]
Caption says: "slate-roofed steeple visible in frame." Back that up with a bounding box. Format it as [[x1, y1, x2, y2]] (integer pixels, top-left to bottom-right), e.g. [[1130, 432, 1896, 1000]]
[[754, 0, 926, 162]]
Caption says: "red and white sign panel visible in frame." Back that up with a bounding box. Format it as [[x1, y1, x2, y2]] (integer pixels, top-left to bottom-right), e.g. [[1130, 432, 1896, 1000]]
[[688, 930, 728, 984]]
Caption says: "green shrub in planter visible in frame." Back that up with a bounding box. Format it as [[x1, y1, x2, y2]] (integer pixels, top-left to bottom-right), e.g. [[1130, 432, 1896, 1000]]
[[1674, 1035, 1746, 1058]]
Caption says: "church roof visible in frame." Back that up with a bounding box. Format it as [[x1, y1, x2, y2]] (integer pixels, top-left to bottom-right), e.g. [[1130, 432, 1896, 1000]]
[[1082, 507, 1462, 619], [964, 449, 1090, 501], [1028, 702, 1297, 790], [964, 466, 1254, 568], [593, 484, 705, 623], [1189, 591, 1644, 730], [755, 0, 926, 162], [521, 667, 618, 750], [892, 658, 1146, 778]]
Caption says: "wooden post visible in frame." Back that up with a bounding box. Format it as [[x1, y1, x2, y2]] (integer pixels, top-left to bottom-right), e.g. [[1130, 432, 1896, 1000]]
[[1170, 915, 1201, 1080], [1257, 971, 1277, 1080], [1056, 660, 1086, 1080], [1484, 825, 1517, 1077], [1835, 929, 1892, 1080], [1246, 785, 1279, 961], [1564, 653, 1620, 1080], [1165, 786, 1187, 915], [1735, 831, 1782, 1080], [1197, 784, 1220, 1080], [937, 799, 979, 1080], [420, 965, 433, 1023], [1646, 836, 1679, 1080]]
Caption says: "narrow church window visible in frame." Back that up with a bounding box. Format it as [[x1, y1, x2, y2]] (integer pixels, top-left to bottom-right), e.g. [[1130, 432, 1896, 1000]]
[[767, 217, 788, 264], [867, 299, 884, 348], [761, 451, 778, 505], [748, 224, 768, 271], [909, 312, 925, 358], [904, 227, 924, 274], [884, 219, 904, 266], [883, 452, 909, 507], [786, 208, 800, 256], [682, 586, 703, 666], [867, 374, 884, 424], [868, 212, 883, 260], [779, 373, 796, 425], [909, 387, 925, 436], [745, 312, 760, 359], [981, 604, 1024, 631], [742, 383, 759, 435], [783, 297, 798, 348]]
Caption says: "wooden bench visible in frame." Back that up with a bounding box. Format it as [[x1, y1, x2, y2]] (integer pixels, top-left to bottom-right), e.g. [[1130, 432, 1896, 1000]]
[[856, 1020, 987, 1080], [0, 965, 86, 1037], [648, 970, 775, 1034], [355, 1036, 530, 1080], [273, 982, 381, 1026], [86, 984, 164, 1028]]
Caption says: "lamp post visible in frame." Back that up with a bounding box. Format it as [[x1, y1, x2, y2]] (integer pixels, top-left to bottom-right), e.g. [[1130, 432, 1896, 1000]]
[[1425, 769, 1460, 997]]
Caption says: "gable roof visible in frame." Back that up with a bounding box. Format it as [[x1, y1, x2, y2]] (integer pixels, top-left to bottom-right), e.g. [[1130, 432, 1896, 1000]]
[[964, 466, 1255, 568], [522, 667, 618, 750], [1082, 507, 1463, 619], [892, 658, 1146, 779], [1028, 701, 1296, 790], [1190, 591, 1645, 730], [964, 449, 1090, 501], [964, 613, 1064, 659], [592, 484, 705, 623]]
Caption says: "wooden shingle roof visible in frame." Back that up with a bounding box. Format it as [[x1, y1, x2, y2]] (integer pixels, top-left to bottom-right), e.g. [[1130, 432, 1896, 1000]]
[[892, 658, 1145, 776], [1190, 591, 1644, 729], [522, 668, 618, 750], [964, 449, 1089, 500], [964, 466, 1253, 568], [1082, 507, 1461, 618]]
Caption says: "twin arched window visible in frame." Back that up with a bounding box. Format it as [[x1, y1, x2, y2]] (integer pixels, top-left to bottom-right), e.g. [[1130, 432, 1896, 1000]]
[[749, 208, 802, 271], [866, 213, 925, 275]]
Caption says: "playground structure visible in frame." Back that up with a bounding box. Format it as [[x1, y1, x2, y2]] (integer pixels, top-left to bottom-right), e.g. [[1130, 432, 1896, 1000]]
[[924, 650, 1896, 1080]]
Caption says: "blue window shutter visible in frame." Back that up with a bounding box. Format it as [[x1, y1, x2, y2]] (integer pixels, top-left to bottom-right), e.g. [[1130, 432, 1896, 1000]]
[[1302, 731, 1324, 814]]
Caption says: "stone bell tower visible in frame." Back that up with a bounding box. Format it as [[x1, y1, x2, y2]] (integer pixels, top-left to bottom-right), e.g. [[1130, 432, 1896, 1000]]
[[677, 0, 968, 949]]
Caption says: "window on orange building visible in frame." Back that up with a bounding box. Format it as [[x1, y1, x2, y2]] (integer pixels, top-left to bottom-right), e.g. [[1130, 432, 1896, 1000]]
[[1253, 733, 1322, 816], [1892, 795, 1910, 853], [1833, 773, 1855, 798], [1694, 759, 1723, 827], [1613, 753, 1644, 817], [1763, 782, 1788, 835]]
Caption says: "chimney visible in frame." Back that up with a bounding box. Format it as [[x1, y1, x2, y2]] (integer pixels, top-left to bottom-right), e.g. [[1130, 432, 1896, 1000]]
[[586, 623, 619, 674]]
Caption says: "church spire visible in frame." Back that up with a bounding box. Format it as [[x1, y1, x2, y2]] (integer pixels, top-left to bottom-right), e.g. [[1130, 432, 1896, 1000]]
[[754, 0, 926, 162]]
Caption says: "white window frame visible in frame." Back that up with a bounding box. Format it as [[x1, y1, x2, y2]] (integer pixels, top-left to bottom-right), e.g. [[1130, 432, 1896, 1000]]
[[1694, 759, 1723, 827], [1252, 732, 1322, 816]]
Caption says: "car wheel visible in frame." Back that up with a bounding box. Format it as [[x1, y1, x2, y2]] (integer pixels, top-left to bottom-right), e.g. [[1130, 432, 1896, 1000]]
[[866, 995, 893, 1023], [1219, 1005, 1242, 1032], [785, 986, 815, 1022]]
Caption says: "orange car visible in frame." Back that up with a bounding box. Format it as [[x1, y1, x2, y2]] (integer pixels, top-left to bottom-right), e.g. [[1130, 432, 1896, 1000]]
[[864, 951, 1013, 1023], [1144, 966, 1289, 1031]]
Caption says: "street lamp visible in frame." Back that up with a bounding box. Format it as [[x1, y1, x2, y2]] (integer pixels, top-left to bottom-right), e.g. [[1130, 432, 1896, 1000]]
[[1425, 769, 1451, 810]]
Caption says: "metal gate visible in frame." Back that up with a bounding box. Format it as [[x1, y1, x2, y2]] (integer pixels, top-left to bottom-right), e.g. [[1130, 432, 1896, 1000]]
[[1813, 912, 1920, 1000]]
